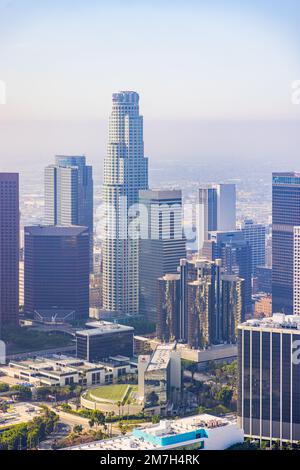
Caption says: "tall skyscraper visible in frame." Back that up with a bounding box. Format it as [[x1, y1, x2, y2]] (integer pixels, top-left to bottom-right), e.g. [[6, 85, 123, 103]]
[[197, 183, 236, 252], [272, 173, 300, 314], [102, 91, 148, 315], [208, 230, 252, 313], [187, 278, 211, 349], [238, 314, 300, 444], [157, 274, 181, 342], [158, 257, 245, 349], [0, 173, 19, 334], [186, 259, 245, 348], [44, 155, 93, 271], [139, 189, 186, 322], [24, 225, 89, 321], [220, 274, 244, 344], [180, 258, 223, 347], [294, 226, 300, 315], [241, 219, 266, 275]]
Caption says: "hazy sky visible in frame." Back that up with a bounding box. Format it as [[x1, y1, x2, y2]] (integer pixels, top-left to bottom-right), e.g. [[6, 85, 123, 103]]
[[0, 0, 300, 172]]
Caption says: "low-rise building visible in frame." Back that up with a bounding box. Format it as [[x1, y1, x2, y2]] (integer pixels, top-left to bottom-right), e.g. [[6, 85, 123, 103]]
[[63, 414, 244, 450], [138, 343, 181, 414], [76, 321, 134, 361], [253, 293, 272, 318], [0, 354, 136, 388], [177, 343, 237, 368]]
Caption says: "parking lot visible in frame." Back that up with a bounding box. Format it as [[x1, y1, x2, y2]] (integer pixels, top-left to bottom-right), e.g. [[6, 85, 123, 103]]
[[0, 403, 42, 429]]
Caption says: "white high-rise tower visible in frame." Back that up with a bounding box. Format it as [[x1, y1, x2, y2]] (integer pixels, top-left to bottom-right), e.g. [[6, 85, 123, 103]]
[[102, 91, 148, 314]]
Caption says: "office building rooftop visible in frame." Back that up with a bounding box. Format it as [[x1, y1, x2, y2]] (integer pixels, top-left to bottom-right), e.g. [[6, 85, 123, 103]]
[[63, 414, 243, 451], [240, 313, 300, 331], [24, 225, 88, 236], [147, 343, 176, 372], [76, 321, 134, 337]]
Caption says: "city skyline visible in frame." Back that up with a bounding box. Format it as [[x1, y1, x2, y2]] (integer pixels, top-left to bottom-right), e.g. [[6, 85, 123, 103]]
[[1, 0, 300, 457]]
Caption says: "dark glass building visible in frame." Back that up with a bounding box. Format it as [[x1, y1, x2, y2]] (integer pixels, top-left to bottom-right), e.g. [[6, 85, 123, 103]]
[[139, 190, 186, 322], [24, 225, 89, 320], [209, 230, 252, 313], [256, 265, 272, 295], [180, 259, 223, 344], [179, 259, 198, 343], [76, 322, 134, 361], [241, 219, 266, 275], [45, 156, 93, 272], [178, 258, 244, 348], [272, 172, 300, 314], [221, 275, 244, 344], [238, 314, 300, 443], [181, 259, 223, 348], [0, 173, 19, 334], [157, 274, 180, 342], [187, 279, 211, 349]]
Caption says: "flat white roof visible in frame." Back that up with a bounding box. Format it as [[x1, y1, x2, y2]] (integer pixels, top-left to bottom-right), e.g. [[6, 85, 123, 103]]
[[77, 321, 134, 337], [63, 414, 233, 450], [147, 343, 176, 371], [239, 313, 300, 332]]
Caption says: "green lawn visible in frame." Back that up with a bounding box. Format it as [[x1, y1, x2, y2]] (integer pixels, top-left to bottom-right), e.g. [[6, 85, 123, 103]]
[[88, 384, 138, 404], [90, 384, 129, 403]]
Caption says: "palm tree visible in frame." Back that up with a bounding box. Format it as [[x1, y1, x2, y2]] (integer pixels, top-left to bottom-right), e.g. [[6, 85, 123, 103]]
[[117, 401, 121, 420], [109, 411, 115, 437], [127, 399, 131, 420], [89, 417, 95, 430]]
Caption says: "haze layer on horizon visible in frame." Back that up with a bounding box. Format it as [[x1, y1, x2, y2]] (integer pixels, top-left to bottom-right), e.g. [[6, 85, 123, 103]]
[[0, 0, 300, 172]]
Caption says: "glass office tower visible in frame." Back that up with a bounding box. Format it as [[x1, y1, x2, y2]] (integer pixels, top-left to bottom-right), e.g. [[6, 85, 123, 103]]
[[24, 225, 89, 320], [221, 274, 244, 344], [0, 173, 19, 334], [45, 155, 93, 271], [197, 183, 236, 252], [241, 219, 266, 275], [209, 230, 252, 313], [157, 274, 181, 342], [272, 172, 300, 314], [139, 189, 186, 322], [238, 314, 300, 443], [178, 258, 244, 347]]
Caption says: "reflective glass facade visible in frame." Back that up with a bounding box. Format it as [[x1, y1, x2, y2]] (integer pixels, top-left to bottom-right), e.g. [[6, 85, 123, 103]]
[[238, 325, 300, 442], [45, 156, 93, 272], [0, 173, 19, 333], [139, 190, 186, 322], [76, 329, 134, 361], [272, 172, 300, 313], [221, 275, 244, 344], [144, 367, 169, 408], [157, 274, 180, 342], [24, 226, 89, 320]]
